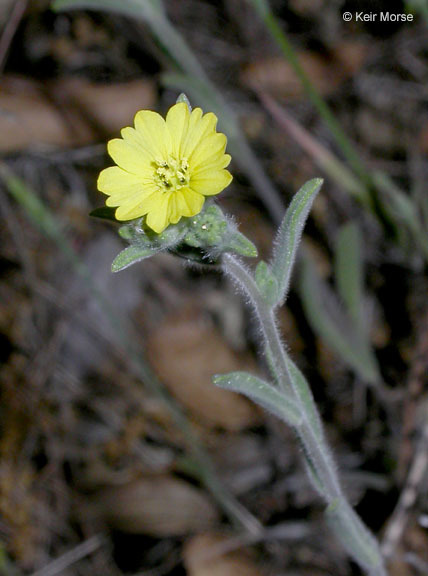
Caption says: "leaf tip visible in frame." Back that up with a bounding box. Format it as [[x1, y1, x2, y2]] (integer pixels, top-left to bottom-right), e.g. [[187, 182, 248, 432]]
[[212, 374, 223, 386], [309, 177, 324, 190]]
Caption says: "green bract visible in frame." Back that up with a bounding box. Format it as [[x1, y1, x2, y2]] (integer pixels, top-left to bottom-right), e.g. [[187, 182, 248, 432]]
[[108, 201, 257, 272]]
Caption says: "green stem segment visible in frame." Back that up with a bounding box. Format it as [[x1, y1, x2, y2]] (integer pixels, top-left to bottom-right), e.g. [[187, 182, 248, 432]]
[[222, 253, 387, 576]]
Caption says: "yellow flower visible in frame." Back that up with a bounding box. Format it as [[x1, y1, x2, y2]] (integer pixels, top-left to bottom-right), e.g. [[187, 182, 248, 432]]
[[97, 102, 233, 233]]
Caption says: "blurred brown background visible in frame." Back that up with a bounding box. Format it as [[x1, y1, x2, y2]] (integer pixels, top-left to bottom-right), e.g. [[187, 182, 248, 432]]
[[1, 1, 428, 575]]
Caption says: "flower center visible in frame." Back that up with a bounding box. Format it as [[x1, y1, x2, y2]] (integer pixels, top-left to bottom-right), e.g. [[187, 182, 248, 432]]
[[153, 156, 190, 193]]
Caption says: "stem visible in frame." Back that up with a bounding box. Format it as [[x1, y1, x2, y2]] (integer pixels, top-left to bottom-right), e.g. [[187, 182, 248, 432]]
[[222, 253, 387, 576], [297, 419, 342, 500], [224, 255, 341, 499], [222, 254, 290, 392]]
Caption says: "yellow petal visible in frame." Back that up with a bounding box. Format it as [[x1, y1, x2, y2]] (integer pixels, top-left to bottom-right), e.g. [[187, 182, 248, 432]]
[[120, 127, 158, 163], [188, 132, 228, 170], [191, 153, 231, 177], [191, 155, 232, 179], [165, 103, 190, 157], [114, 191, 158, 220], [190, 169, 233, 196], [134, 110, 172, 159], [105, 185, 157, 207], [97, 166, 143, 195], [169, 188, 205, 223], [145, 195, 170, 233], [108, 139, 153, 176], [181, 109, 217, 158]]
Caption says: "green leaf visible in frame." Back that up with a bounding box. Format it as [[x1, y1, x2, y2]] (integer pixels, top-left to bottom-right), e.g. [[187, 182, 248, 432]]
[[226, 230, 258, 258], [271, 178, 323, 306], [118, 224, 138, 241], [52, 0, 165, 18], [0, 167, 60, 239], [300, 439, 325, 495], [213, 372, 301, 428], [89, 206, 118, 222], [52, 0, 145, 18], [287, 359, 323, 439], [111, 244, 159, 272], [119, 220, 186, 250], [334, 222, 363, 326], [326, 499, 384, 570], [299, 255, 380, 386], [255, 260, 278, 305]]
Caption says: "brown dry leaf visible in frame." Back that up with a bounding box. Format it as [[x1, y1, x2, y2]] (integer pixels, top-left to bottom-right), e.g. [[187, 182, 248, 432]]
[[184, 533, 263, 576], [0, 75, 155, 152], [51, 76, 156, 141], [241, 42, 368, 99], [0, 76, 73, 152], [95, 476, 219, 536], [331, 41, 370, 78], [147, 311, 260, 431]]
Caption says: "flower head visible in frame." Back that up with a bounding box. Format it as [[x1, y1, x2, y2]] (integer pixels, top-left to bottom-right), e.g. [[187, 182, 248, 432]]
[[97, 102, 232, 233]]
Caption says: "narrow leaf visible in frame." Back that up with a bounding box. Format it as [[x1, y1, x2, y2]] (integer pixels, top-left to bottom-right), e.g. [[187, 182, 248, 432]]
[[213, 372, 301, 428], [90, 206, 118, 222], [52, 0, 147, 18], [327, 499, 384, 571], [271, 178, 323, 306], [255, 260, 278, 305], [111, 244, 159, 272], [334, 222, 363, 326], [300, 441, 325, 495], [287, 359, 323, 439], [1, 167, 60, 239], [226, 230, 258, 258], [118, 224, 138, 241], [299, 255, 380, 386]]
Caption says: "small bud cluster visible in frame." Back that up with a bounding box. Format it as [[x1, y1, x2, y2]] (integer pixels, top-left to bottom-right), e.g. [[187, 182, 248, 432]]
[[105, 200, 257, 272]]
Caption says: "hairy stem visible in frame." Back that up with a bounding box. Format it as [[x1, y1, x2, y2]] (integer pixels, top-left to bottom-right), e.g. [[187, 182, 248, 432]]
[[222, 253, 290, 392], [222, 253, 387, 576]]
